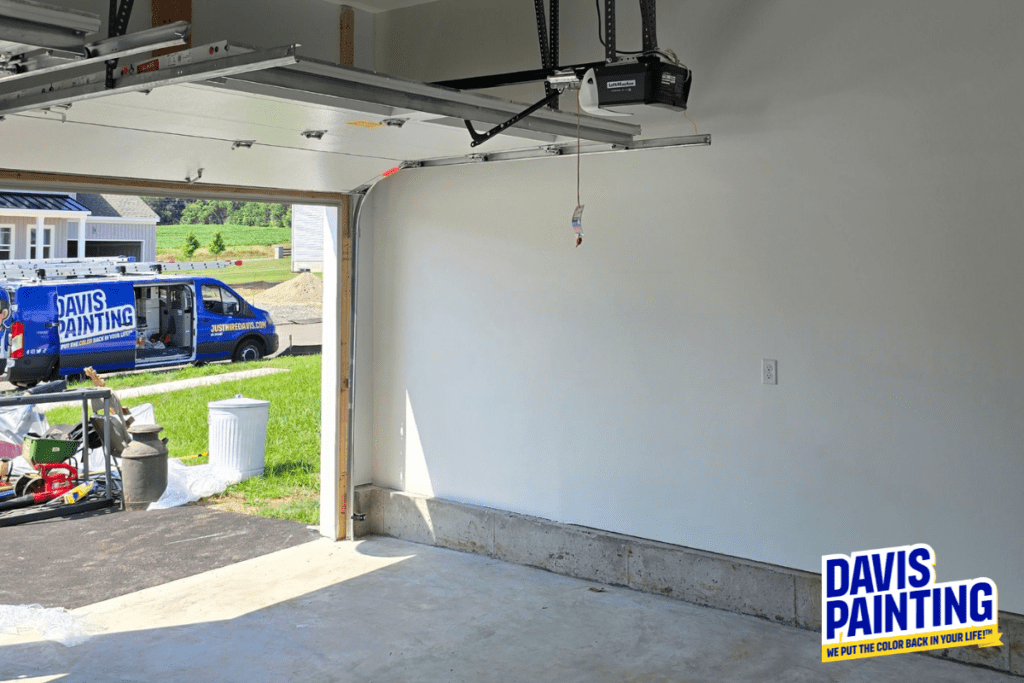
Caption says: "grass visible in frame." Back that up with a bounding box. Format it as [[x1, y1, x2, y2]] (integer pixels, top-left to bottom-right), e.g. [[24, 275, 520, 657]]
[[151, 258, 319, 286], [156, 224, 290, 251], [158, 245, 279, 261], [47, 354, 323, 524], [214, 259, 314, 286]]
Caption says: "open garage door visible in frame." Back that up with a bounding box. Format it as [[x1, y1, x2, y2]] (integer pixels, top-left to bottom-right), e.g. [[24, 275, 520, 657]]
[[65, 239, 141, 259], [84, 239, 141, 259], [0, 56, 707, 195], [0, 0, 710, 542], [0, 1, 708, 195]]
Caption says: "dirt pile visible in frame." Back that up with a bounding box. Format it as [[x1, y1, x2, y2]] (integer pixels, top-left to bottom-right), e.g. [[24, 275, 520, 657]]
[[250, 272, 323, 307]]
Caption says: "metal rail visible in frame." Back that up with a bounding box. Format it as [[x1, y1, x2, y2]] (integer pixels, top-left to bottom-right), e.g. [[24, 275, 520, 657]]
[[0, 43, 299, 117], [401, 133, 711, 170], [0, 22, 190, 85], [223, 58, 641, 147], [0, 387, 115, 504]]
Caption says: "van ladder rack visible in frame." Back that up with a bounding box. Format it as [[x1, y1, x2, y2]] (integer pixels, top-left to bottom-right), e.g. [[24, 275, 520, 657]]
[[0, 258, 233, 281]]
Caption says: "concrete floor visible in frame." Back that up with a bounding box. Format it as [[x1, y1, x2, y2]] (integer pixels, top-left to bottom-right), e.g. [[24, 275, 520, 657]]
[[0, 537, 1016, 683]]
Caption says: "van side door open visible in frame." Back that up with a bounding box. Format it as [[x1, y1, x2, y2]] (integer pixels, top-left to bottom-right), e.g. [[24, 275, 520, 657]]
[[134, 283, 197, 366]]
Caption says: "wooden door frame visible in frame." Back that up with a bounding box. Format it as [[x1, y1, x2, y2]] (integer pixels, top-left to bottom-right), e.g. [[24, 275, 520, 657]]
[[0, 168, 355, 541]]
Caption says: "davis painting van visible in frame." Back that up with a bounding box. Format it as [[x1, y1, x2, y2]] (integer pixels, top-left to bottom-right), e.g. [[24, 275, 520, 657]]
[[0, 259, 277, 387]]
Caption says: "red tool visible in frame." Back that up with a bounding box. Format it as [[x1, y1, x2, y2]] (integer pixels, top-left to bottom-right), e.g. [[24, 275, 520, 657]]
[[0, 463, 77, 513], [37, 463, 77, 498]]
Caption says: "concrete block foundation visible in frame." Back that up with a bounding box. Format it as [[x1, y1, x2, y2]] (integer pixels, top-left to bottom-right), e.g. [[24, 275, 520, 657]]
[[493, 512, 630, 586], [353, 485, 1023, 678]]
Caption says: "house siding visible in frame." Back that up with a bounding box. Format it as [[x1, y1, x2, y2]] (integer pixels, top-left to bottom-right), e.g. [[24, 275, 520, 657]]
[[51, 218, 68, 258], [291, 204, 325, 272], [83, 222, 157, 261], [0, 218, 22, 259], [0, 216, 67, 258]]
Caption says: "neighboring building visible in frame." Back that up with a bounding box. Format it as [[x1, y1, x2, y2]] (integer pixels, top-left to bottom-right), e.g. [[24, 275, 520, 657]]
[[0, 191, 158, 261], [290, 204, 330, 272]]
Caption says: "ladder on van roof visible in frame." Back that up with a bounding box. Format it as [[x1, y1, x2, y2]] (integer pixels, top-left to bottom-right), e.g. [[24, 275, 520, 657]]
[[0, 258, 236, 281]]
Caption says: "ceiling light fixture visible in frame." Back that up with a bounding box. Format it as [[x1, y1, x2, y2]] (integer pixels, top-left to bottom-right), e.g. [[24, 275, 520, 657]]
[[231, 140, 255, 150], [301, 129, 327, 140]]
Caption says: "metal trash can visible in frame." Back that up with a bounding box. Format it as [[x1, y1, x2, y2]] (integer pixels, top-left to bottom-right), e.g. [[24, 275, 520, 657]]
[[208, 395, 270, 481]]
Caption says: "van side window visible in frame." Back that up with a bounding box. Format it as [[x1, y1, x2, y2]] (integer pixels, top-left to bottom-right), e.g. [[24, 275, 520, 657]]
[[202, 284, 245, 317]]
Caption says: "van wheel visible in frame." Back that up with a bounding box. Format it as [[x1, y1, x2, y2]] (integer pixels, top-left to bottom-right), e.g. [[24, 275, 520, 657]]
[[233, 339, 264, 363]]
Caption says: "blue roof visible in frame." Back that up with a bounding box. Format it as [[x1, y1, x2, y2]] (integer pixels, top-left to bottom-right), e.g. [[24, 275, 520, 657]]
[[0, 192, 91, 213]]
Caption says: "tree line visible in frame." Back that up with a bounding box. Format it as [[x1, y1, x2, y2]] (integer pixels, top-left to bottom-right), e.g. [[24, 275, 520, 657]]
[[142, 198, 292, 227]]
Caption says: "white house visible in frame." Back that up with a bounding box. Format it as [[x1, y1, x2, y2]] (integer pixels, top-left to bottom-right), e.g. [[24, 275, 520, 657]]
[[0, 191, 158, 261]]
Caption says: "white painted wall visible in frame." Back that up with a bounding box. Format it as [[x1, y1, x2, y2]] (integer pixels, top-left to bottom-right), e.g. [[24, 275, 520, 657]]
[[195, 1, 372, 65], [353, 6, 376, 71], [55, 0, 367, 65], [370, 0, 1024, 611]]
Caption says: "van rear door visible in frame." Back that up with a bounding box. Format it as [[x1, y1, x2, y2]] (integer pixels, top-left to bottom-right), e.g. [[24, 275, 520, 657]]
[[0, 286, 16, 361], [7, 285, 60, 378], [57, 282, 136, 374]]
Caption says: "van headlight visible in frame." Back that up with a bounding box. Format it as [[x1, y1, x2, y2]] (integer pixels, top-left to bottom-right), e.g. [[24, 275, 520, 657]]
[[264, 312, 274, 325]]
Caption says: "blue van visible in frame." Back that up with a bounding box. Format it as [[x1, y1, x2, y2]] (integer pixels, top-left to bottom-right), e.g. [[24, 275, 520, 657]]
[[0, 270, 277, 387]]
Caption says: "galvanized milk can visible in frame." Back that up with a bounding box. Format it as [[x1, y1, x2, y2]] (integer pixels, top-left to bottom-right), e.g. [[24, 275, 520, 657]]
[[120, 423, 169, 510]]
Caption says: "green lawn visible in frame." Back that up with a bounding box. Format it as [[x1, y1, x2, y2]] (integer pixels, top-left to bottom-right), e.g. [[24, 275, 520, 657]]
[[48, 354, 323, 524], [216, 259, 312, 285], [156, 258, 323, 286], [157, 224, 290, 251]]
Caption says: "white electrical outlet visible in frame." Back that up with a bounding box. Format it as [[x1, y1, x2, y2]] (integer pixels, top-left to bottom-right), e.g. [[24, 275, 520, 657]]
[[762, 359, 777, 385]]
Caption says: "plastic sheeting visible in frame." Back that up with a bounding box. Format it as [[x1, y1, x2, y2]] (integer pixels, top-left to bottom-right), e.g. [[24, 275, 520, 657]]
[[0, 405, 50, 479], [0, 604, 99, 647], [129, 403, 155, 427], [0, 404, 48, 446], [147, 458, 242, 510]]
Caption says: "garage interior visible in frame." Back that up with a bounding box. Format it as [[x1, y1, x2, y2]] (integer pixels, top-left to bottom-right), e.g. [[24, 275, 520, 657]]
[[1, 0, 1022, 681]]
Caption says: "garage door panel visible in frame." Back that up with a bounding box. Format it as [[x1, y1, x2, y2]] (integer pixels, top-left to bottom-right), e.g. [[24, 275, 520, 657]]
[[85, 241, 143, 259], [0, 114, 394, 193], [14, 84, 557, 161]]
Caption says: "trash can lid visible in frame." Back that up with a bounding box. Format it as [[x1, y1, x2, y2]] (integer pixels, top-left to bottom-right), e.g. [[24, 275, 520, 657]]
[[208, 394, 270, 409]]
